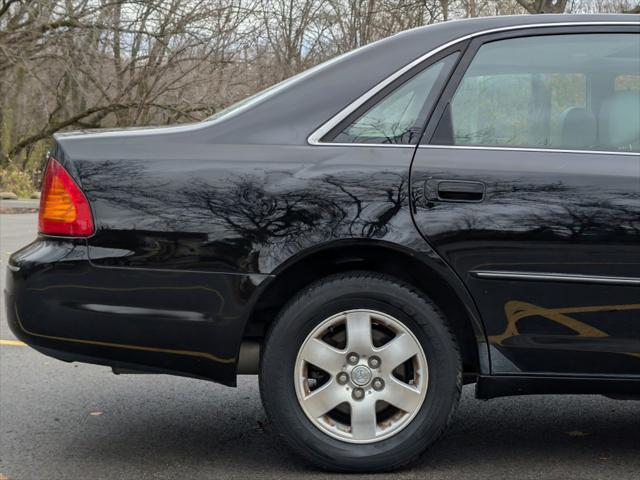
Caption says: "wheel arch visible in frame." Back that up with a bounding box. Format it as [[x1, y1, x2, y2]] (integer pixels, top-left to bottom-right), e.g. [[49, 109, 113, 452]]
[[242, 240, 490, 377]]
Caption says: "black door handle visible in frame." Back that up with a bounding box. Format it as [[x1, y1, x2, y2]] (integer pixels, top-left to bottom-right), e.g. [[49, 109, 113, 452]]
[[435, 180, 485, 202]]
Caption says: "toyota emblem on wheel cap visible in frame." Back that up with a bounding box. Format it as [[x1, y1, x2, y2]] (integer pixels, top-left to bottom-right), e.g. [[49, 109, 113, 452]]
[[350, 365, 373, 386]]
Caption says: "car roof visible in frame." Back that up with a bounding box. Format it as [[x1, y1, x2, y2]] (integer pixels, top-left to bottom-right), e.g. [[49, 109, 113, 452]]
[[395, 13, 633, 34]]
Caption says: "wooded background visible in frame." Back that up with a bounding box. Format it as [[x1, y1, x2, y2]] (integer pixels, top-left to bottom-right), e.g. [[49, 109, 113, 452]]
[[1, 0, 638, 195]]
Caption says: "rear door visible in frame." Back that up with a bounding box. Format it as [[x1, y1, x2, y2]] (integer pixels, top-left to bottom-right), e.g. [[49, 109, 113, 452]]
[[411, 26, 640, 376]]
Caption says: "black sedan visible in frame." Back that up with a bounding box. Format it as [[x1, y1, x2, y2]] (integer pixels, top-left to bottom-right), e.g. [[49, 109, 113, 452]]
[[5, 13, 640, 472]]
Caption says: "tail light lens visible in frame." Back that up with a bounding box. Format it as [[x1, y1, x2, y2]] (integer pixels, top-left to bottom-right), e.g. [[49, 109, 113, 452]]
[[39, 157, 94, 236]]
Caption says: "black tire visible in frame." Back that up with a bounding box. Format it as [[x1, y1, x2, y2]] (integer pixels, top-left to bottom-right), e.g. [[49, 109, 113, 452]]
[[259, 271, 462, 472]]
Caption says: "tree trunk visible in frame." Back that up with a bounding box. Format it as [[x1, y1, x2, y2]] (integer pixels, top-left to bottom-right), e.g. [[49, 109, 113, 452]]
[[515, 0, 569, 13]]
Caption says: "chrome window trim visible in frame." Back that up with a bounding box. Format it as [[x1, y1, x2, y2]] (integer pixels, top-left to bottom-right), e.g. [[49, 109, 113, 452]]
[[309, 143, 416, 148], [472, 270, 640, 286], [418, 144, 640, 157], [308, 21, 640, 149]]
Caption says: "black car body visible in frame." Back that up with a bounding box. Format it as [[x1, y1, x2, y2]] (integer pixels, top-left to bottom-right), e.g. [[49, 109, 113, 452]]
[[5, 13, 640, 471]]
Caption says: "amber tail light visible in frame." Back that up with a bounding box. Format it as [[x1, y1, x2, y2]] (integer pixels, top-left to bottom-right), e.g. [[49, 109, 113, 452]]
[[38, 157, 94, 236]]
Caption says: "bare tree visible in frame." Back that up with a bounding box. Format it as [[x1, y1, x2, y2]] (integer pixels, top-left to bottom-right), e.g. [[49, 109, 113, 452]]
[[1, 0, 255, 163], [1, 0, 636, 194]]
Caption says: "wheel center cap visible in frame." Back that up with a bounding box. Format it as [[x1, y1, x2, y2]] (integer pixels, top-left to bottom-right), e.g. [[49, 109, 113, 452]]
[[351, 365, 372, 386]]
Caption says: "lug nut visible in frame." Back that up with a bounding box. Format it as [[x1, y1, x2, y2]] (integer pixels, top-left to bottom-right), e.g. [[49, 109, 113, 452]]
[[368, 356, 381, 369], [336, 372, 349, 385], [352, 387, 365, 400], [347, 352, 359, 365], [372, 377, 385, 391]]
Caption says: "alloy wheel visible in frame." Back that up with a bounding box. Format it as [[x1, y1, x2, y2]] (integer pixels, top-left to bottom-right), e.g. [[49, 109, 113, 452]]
[[294, 309, 429, 444]]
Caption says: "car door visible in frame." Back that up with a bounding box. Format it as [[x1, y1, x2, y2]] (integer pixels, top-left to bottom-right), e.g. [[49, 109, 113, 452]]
[[411, 26, 640, 376]]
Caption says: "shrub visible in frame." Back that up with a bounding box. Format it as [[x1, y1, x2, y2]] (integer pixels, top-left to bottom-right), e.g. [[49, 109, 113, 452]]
[[0, 161, 41, 198]]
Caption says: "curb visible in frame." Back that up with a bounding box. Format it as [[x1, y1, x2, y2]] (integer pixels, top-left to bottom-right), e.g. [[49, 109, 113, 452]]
[[0, 200, 40, 214]]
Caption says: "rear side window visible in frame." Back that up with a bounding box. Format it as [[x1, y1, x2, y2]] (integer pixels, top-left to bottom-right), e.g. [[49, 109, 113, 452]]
[[330, 53, 458, 145], [432, 33, 640, 153], [615, 74, 640, 92]]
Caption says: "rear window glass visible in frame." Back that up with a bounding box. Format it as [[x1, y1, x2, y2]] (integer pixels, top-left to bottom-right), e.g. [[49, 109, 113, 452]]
[[432, 33, 640, 153]]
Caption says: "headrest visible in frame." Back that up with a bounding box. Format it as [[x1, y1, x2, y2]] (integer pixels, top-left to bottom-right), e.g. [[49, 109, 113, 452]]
[[558, 107, 596, 149], [598, 91, 640, 151]]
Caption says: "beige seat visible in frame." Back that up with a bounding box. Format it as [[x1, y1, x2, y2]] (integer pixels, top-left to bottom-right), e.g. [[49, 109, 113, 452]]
[[598, 91, 640, 151]]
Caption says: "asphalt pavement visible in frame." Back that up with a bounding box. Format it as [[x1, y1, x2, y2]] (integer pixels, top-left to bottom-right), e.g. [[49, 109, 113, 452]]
[[1, 213, 638, 480]]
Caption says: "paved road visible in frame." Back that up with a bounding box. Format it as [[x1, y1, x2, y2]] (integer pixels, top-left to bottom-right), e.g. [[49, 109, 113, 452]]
[[1, 213, 638, 480]]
